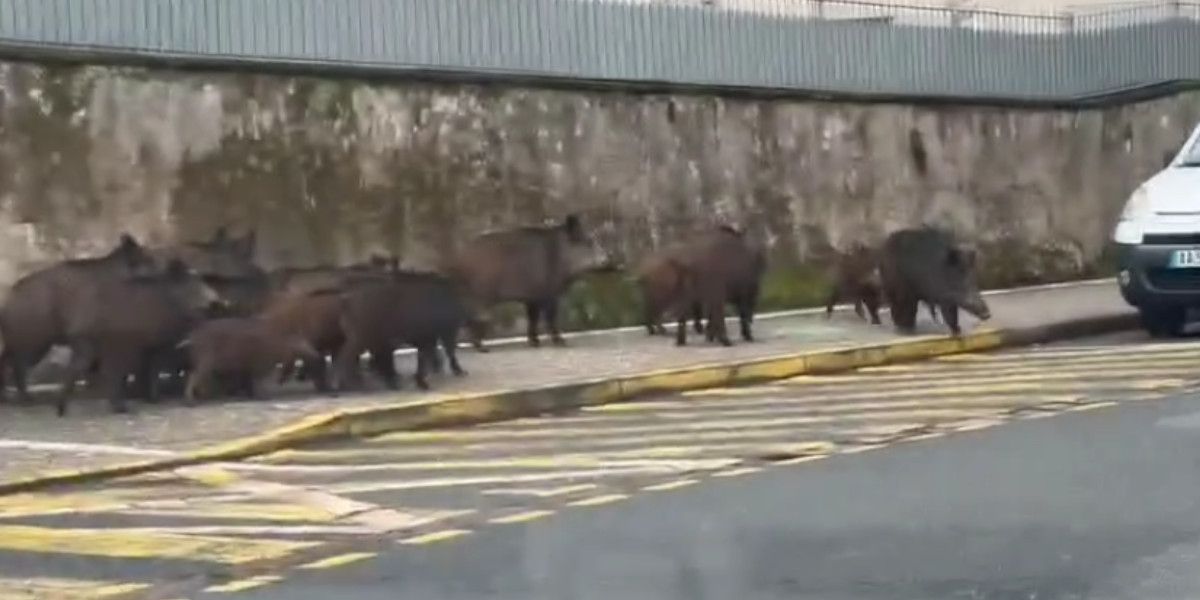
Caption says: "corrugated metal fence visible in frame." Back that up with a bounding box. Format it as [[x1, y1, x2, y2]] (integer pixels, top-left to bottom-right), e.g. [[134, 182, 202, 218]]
[[0, 0, 1196, 102]]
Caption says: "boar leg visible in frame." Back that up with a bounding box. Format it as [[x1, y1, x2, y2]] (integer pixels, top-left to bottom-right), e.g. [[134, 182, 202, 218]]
[[940, 303, 961, 336], [183, 361, 209, 405], [97, 347, 137, 415], [704, 289, 733, 347], [544, 300, 567, 347], [864, 288, 883, 325], [55, 341, 96, 417], [333, 335, 366, 393], [305, 355, 331, 394], [413, 343, 433, 391], [825, 284, 843, 320], [441, 332, 466, 376], [737, 295, 755, 343], [368, 346, 399, 390], [524, 302, 542, 347]]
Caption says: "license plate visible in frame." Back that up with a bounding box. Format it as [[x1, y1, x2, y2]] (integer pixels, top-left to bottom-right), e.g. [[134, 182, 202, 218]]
[[1170, 249, 1200, 268]]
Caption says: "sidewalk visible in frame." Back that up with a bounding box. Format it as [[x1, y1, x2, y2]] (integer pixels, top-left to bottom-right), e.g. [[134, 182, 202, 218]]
[[0, 279, 1134, 485]]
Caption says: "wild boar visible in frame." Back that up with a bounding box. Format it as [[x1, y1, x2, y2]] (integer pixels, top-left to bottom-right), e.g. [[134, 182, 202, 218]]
[[54, 259, 222, 415], [334, 271, 473, 392], [825, 242, 883, 325], [879, 227, 991, 335], [670, 225, 766, 347], [635, 252, 703, 337], [182, 317, 320, 402], [441, 214, 616, 349], [0, 234, 161, 404]]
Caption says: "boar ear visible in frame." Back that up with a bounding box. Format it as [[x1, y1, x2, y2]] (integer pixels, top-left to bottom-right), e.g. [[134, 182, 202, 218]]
[[563, 214, 584, 242], [117, 233, 141, 251]]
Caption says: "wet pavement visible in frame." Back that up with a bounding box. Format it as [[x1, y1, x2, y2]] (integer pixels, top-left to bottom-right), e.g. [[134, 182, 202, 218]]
[[0, 331, 1191, 598]]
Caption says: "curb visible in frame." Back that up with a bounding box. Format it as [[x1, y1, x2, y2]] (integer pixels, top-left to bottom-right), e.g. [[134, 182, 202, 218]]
[[0, 310, 1138, 496]]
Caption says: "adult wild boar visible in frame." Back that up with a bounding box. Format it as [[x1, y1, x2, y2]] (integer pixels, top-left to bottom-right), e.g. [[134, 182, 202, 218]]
[[268, 255, 398, 297], [442, 214, 616, 349], [670, 225, 766, 347], [0, 234, 161, 404], [155, 227, 270, 316], [879, 227, 991, 336], [825, 242, 883, 325], [334, 271, 476, 392], [182, 317, 319, 402], [54, 259, 222, 416]]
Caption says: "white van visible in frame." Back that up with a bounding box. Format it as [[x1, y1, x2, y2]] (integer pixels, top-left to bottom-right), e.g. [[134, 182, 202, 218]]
[[1113, 121, 1200, 336]]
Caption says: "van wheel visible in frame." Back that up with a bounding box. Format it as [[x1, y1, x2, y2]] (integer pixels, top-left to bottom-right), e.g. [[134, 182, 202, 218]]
[[1139, 306, 1187, 338]]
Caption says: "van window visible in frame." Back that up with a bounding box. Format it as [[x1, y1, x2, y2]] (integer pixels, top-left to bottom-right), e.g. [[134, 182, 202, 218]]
[[1182, 136, 1200, 166]]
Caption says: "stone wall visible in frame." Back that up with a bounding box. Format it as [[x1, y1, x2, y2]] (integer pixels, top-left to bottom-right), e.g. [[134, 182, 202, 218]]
[[0, 60, 1194, 329]]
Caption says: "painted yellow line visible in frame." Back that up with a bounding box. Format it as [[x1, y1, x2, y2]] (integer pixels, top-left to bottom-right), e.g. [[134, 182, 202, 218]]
[[684, 385, 789, 397], [399, 529, 472, 545], [642, 479, 700, 492], [482, 484, 598, 498], [298, 552, 378, 570], [902, 432, 947, 443], [775, 454, 831, 466], [584, 401, 693, 412], [489, 510, 557, 524], [777, 365, 1199, 391], [327, 469, 681, 495], [711, 467, 763, 478], [567, 494, 629, 507], [840, 444, 887, 454], [0, 525, 318, 564], [231, 456, 737, 474], [204, 575, 283, 593], [1064, 401, 1120, 412], [258, 441, 837, 467], [949, 418, 1007, 432], [0, 578, 149, 600], [121, 502, 337, 523]]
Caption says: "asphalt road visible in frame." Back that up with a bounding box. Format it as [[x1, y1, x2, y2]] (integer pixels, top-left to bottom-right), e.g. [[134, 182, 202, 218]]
[[239, 385, 1200, 600], [0, 332, 1196, 599]]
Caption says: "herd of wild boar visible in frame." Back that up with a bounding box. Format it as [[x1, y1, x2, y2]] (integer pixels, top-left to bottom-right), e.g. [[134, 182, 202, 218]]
[[0, 214, 990, 417]]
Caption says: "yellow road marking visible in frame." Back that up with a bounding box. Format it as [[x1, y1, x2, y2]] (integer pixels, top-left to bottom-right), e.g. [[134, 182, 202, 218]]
[[0, 525, 318, 564], [327, 469, 680, 495], [121, 502, 337, 523], [298, 552, 378, 570], [776, 454, 831, 465], [182, 466, 242, 488], [482, 484, 598, 498], [1065, 401, 1120, 412], [778, 365, 1197, 391], [684, 385, 788, 397], [840, 444, 887, 454], [0, 578, 148, 599], [902, 432, 947, 443], [585, 401, 692, 412], [232, 456, 737, 474], [399, 529, 472, 545], [489, 510, 557, 524], [711, 467, 763, 478], [567, 494, 629, 507], [204, 575, 283, 593], [642, 479, 699, 492]]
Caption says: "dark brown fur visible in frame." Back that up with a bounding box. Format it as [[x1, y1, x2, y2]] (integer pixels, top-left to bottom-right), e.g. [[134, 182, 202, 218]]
[[334, 272, 472, 392], [0, 234, 161, 404], [183, 317, 319, 403], [53, 259, 221, 416], [636, 249, 704, 337], [825, 243, 883, 325], [669, 225, 766, 347], [441, 215, 615, 349], [258, 289, 346, 393]]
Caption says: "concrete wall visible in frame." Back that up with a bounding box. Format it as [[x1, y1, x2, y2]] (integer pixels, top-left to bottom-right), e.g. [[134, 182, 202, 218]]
[[0, 60, 1195, 328]]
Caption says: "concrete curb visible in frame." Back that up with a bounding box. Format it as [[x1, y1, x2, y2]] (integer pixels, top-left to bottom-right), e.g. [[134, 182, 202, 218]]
[[0, 309, 1138, 496]]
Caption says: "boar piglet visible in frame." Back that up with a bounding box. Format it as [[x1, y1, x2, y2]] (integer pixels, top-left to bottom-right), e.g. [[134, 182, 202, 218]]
[[182, 317, 320, 403]]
